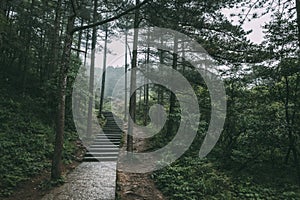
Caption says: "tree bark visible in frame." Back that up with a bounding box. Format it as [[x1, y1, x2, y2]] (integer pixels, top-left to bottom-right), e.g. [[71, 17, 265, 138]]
[[50, 0, 148, 179], [49, 0, 62, 79], [76, 19, 84, 58], [83, 22, 90, 67], [158, 33, 164, 105], [284, 76, 300, 185], [87, 0, 98, 136], [124, 29, 128, 121], [296, 0, 300, 46], [51, 15, 75, 180], [99, 25, 108, 116], [71, 0, 149, 34], [127, 0, 140, 152], [22, 0, 35, 96], [0, 0, 6, 18], [143, 33, 150, 126], [166, 35, 178, 139]]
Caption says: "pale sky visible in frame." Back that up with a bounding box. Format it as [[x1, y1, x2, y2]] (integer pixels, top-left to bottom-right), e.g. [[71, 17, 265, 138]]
[[88, 5, 272, 70], [222, 6, 272, 44]]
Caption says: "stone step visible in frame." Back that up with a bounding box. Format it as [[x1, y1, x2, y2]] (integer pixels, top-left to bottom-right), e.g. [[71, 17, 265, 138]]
[[105, 120, 121, 123], [104, 114, 114, 120], [105, 124, 122, 127], [105, 123, 122, 126], [83, 156, 118, 162], [103, 123, 121, 126], [95, 133, 121, 136], [102, 111, 113, 114], [102, 112, 113, 115], [89, 144, 119, 148], [104, 126, 123, 130], [102, 131, 122, 134], [96, 135, 121, 138], [93, 138, 120, 143], [105, 119, 122, 122], [85, 152, 119, 157], [84, 112, 123, 162], [97, 132, 121, 135], [104, 124, 122, 127], [103, 129, 122, 133], [105, 116, 122, 119], [94, 138, 120, 141], [93, 141, 120, 145], [93, 137, 120, 140], [87, 148, 119, 152], [103, 127, 122, 130], [102, 128, 122, 132], [104, 113, 120, 120], [92, 142, 120, 145], [96, 136, 121, 139], [102, 132, 122, 135]]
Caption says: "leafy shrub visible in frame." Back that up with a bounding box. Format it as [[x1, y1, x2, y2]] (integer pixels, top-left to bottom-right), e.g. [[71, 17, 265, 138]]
[[152, 157, 234, 199], [0, 96, 54, 196]]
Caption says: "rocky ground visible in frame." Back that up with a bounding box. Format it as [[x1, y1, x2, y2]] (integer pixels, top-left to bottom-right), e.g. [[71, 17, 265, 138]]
[[116, 125, 166, 200]]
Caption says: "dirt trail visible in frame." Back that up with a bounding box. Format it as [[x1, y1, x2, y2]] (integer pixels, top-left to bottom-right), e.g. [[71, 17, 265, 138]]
[[116, 125, 166, 200]]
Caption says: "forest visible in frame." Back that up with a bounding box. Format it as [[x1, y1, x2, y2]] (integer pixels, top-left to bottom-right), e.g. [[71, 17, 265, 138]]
[[0, 0, 300, 199]]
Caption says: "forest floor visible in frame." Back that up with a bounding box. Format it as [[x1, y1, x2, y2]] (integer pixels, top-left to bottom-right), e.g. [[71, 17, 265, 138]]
[[2, 129, 164, 200], [116, 125, 166, 200], [2, 140, 86, 200]]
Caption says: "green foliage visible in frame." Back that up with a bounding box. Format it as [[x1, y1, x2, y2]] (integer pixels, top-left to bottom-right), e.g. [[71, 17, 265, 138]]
[[153, 157, 234, 199], [38, 177, 66, 191], [63, 131, 79, 164], [0, 81, 79, 196], [0, 94, 53, 196], [232, 175, 300, 199], [153, 155, 300, 199]]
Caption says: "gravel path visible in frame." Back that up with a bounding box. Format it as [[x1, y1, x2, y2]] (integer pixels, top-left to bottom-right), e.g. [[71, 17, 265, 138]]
[[41, 162, 117, 200]]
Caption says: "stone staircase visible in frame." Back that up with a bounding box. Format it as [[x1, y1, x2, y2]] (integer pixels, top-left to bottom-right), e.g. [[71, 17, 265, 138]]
[[83, 112, 123, 162]]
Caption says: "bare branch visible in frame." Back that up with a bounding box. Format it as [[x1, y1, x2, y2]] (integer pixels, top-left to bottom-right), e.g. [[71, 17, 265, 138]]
[[240, 0, 260, 25], [71, 47, 86, 53], [71, 0, 151, 34]]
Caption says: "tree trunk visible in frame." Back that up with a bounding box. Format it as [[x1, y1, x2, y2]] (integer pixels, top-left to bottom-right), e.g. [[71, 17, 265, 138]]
[[99, 25, 108, 116], [181, 40, 185, 73], [143, 31, 150, 126], [296, 0, 300, 46], [49, 0, 62, 79], [0, 0, 6, 18], [87, 0, 98, 136], [139, 86, 142, 111], [294, 2, 300, 185], [22, 0, 35, 96], [83, 22, 90, 67], [124, 29, 128, 121], [166, 35, 178, 138], [77, 19, 84, 58], [284, 76, 300, 185], [157, 34, 164, 118], [51, 15, 75, 180], [127, 0, 140, 152]]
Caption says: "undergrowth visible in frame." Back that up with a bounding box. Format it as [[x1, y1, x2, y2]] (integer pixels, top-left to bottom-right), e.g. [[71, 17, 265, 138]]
[[0, 84, 79, 197]]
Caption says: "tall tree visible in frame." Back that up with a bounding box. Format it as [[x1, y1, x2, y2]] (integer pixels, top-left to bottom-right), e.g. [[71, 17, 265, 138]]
[[51, 14, 76, 180], [166, 34, 178, 138], [87, 0, 98, 136], [143, 31, 150, 126], [99, 24, 108, 116], [127, 0, 140, 152], [124, 28, 129, 121], [51, 0, 150, 179]]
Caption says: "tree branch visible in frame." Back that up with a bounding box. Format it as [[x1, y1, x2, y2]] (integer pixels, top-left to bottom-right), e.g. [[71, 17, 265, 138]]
[[71, 0, 150, 34], [240, 0, 260, 25]]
